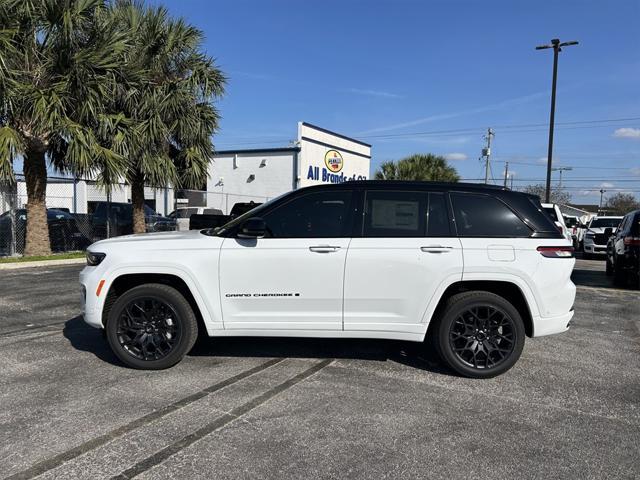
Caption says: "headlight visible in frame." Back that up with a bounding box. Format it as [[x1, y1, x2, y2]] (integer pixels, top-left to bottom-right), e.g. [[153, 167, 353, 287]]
[[86, 252, 106, 266]]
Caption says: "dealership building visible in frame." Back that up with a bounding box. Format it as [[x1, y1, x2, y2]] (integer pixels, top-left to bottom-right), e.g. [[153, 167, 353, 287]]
[[204, 122, 371, 213], [0, 122, 370, 217]]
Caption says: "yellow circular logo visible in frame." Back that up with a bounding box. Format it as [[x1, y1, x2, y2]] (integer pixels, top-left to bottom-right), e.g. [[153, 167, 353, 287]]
[[324, 150, 343, 173]]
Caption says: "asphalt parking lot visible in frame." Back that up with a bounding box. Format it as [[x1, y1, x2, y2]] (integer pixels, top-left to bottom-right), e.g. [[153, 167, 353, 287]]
[[1, 258, 639, 480]]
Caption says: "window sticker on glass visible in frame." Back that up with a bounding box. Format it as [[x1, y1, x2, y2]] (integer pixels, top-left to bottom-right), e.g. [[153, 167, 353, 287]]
[[371, 200, 419, 230]]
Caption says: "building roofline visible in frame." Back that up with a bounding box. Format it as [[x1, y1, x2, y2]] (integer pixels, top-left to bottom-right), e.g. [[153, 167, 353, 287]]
[[213, 147, 301, 156], [300, 122, 372, 148]]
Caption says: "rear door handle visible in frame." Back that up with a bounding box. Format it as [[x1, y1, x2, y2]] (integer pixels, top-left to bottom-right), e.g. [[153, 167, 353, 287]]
[[309, 245, 341, 253], [421, 245, 453, 253]]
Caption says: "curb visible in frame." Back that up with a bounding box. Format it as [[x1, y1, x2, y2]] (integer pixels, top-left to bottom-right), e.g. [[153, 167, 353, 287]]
[[0, 257, 86, 271]]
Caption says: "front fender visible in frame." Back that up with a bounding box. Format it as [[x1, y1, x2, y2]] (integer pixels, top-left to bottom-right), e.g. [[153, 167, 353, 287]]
[[81, 262, 223, 335]]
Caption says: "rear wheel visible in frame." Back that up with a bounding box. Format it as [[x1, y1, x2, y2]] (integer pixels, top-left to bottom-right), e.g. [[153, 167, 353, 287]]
[[106, 283, 198, 370], [605, 256, 614, 276], [613, 259, 627, 287], [432, 291, 525, 379]]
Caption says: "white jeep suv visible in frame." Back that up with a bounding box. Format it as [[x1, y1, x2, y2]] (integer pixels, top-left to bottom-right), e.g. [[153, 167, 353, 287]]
[[80, 182, 576, 378]]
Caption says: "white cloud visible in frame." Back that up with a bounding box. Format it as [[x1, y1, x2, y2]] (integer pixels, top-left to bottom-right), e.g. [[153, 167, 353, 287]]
[[444, 152, 468, 161], [631, 167, 640, 176], [537, 157, 548, 165], [613, 128, 640, 139], [359, 90, 549, 134], [347, 88, 403, 99], [600, 182, 615, 188]]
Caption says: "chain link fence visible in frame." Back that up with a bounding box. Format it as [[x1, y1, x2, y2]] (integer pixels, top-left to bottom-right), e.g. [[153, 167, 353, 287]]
[[0, 175, 270, 257]]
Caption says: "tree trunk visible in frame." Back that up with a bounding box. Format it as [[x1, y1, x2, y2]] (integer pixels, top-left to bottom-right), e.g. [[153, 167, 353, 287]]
[[23, 149, 52, 256], [131, 172, 146, 234]]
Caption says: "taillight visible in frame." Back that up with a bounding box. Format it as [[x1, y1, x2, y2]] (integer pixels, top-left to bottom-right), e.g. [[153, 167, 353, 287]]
[[623, 236, 640, 246], [537, 246, 574, 258]]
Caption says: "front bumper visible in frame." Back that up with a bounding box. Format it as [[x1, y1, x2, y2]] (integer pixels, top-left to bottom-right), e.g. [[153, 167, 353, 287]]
[[583, 241, 607, 255], [79, 265, 106, 329]]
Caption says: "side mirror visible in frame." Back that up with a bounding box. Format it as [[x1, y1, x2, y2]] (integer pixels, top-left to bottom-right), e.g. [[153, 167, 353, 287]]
[[604, 227, 613, 237], [238, 217, 267, 238]]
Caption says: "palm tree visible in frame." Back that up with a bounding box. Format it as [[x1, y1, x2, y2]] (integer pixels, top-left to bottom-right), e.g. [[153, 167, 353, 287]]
[[0, 0, 129, 255], [108, 3, 225, 233], [375, 154, 460, 182]]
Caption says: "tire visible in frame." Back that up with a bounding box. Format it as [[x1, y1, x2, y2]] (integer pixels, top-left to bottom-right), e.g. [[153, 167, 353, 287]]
[[613, 260, 627, 287], [431, 291, 526, 379], [106, 283, 198, 370], [605, 256, 614, 276]]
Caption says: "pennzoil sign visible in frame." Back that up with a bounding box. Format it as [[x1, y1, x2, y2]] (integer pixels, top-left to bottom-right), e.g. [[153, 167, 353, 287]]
[[324, 150, 344, 173]]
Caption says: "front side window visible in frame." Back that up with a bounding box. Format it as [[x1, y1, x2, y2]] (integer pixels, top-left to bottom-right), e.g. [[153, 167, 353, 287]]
[[261, 191, 353, 238], [451, 193, 531, 237]]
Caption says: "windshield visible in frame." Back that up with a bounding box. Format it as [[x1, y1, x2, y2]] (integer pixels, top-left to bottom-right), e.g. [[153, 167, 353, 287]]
[[204, 192, 289, 236], [590, 218, 622, 228]]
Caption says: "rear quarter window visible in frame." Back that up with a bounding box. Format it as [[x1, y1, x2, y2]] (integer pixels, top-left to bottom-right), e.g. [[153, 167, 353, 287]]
[[451, 193, 532, 237]]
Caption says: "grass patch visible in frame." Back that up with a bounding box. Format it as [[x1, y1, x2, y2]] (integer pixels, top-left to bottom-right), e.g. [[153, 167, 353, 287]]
[[0, 252, 85, 264]]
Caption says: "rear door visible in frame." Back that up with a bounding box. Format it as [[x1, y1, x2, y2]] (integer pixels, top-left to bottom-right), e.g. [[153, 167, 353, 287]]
[[343, 189, 463, 334]]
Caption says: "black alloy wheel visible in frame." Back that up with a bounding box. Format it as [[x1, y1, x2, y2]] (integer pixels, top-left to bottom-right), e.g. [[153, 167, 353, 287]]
[[433, 291, 525, 378], [449, 305, 515, 370], [116, 297, 180, 361], [106, 283, 198, 370]]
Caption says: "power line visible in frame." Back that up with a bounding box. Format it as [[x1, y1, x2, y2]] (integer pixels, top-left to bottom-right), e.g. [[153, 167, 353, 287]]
[[356, 115, 640, 140]]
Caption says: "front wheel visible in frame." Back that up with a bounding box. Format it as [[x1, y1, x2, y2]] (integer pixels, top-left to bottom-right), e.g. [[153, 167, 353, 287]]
[[432, 291, 525, 379], [106, 283, 198, 370]]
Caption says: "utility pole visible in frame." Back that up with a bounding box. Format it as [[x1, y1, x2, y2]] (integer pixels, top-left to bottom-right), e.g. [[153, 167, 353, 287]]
[[551, 166, 573, 188], [536, 38, 579, 203], [599, 189, 606, 214], [482, 128, 494, 184], [503, 162, 509, 188]]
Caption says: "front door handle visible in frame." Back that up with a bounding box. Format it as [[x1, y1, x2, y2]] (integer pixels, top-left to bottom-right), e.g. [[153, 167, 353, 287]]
[[309, 245, 341, 253], [421, 245, 453, 253]]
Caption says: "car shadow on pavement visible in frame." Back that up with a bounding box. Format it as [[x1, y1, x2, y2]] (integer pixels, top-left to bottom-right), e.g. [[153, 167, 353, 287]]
[[63, 316, 124, 367], [188, 336, 453, 375], [61, 317, 455, 375]]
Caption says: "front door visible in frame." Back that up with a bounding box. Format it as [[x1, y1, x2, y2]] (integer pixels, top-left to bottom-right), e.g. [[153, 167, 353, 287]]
[[219, 189, 354, 331], [343, 190, 463, 334]]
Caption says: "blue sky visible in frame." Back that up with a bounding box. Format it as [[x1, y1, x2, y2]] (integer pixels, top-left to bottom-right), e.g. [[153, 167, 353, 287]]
[[154, 1, 638, 203]]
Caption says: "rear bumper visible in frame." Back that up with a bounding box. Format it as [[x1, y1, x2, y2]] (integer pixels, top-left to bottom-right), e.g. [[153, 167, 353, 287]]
[[532, 309, 574, 337]]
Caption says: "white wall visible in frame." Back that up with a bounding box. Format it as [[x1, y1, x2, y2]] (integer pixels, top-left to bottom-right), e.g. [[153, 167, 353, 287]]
[[207, 150, 296, 214], [297, 122, 370, 188]]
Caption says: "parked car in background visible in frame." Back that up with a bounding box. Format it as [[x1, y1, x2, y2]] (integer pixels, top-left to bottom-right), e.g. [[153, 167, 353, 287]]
[[606, 210, 640, 288], [168, 207, 223, 231], [229, 201, 262, 217], [186, 202, 262, 231], [582, 216, 623, 259], [91, 202, 176, 240], [0, 208, 91, 255], [541, 203, 573, 245], [81, 181, 575, 378]]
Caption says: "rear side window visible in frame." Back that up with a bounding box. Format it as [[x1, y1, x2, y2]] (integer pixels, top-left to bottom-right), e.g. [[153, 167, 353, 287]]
[[451, 193, 531, 237], [363, 191, 450, 237]]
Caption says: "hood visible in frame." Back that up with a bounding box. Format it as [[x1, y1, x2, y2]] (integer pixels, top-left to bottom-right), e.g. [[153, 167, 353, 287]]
[[587, 227, 617, 234], [89, 229, 218, 250]]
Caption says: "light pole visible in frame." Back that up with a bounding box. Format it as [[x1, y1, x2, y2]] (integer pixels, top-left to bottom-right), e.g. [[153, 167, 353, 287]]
[[536, 38, 579, 203], [551, 166, 573, 188], [599, 189, 606, 214]]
